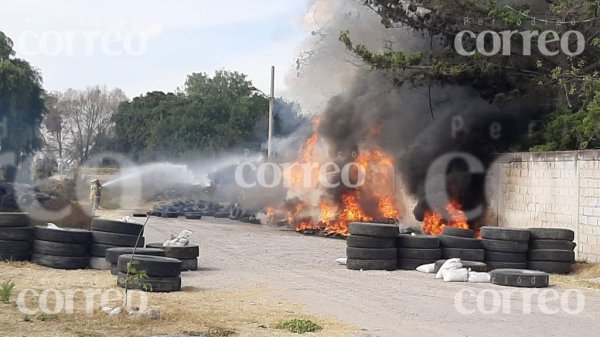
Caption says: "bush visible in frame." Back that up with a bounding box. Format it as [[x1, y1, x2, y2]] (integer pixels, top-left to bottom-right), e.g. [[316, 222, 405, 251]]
[[274, 318, 322, 334]]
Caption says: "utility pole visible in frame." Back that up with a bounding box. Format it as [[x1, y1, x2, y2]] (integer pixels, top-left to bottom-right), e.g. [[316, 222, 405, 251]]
[[267, 66, 275, 161]]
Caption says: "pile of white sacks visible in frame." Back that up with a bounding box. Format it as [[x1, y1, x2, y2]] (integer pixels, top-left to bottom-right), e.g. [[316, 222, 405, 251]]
[[416, 258, 491, 283]]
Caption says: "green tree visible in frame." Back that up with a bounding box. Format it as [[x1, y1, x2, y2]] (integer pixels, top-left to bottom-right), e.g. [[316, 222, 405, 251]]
[[0, 31, 45, 170]]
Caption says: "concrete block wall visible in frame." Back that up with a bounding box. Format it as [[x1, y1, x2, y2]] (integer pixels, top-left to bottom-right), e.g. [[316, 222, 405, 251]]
[[487, 151, 600, 263]]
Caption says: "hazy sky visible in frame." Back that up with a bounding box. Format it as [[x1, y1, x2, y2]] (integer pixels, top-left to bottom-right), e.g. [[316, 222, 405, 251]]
[[0, 0, 311, 98]]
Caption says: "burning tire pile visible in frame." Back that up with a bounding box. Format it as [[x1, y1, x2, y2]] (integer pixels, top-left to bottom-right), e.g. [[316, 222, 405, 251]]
[[0, 213, 31, 261]]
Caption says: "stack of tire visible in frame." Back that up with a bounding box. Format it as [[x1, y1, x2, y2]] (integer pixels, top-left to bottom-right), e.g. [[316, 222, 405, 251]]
[[527, 228, 575, 274], [89, 219, 145, 270], [32, 226, 91, 269], [105, 247, 166, 275], [346, 222, 398, 271], [146, 243, 200, 271], [438, 227, 485, 262], [0, 213, 32, 261], [396, 234, 441, 270], [116, 254, 182, 292], [481, 226, 530, 270]]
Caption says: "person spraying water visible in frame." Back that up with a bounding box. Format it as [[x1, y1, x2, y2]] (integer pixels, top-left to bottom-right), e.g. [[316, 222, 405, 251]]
[[90, 179, 103, 210]]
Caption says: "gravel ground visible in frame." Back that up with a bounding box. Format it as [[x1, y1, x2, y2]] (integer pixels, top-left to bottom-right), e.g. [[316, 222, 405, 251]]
[[129, 213, 600, 337]]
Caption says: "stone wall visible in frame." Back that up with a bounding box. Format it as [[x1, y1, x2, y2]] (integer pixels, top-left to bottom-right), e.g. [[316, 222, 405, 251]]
[[487, 150, 600, 263]]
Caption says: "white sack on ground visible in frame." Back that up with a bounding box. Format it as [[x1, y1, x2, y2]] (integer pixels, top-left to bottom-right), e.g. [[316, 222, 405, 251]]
[[435, 258, 462, 279], [416, 263, 435, 273], [443, 268, 469, 282], [163, 229, 193, 246], [336, 257, 347, 265], [468, 271, 491, 283]]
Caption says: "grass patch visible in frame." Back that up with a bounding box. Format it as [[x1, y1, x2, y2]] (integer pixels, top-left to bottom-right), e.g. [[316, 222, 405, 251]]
[[0, 279, 15, 303], [552, 263, 600, 290], [36, 313, 59, 321], [274, 319, 322, 334]]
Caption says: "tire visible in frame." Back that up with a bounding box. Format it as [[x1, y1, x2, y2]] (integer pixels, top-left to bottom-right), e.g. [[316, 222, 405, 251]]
[[116, 272, 181, 292], [118, 254, 182, 277], [184, 213, 203, 220], [348, 222, 398, 238], [110, 264, 119, 275], [346, 258, 397, 271], [0, 252, 30, 261], [528, 249, 575, 262], [486, 261, 527, 270], [180, 258, 198, 271], [480, 226, 530, 242], [91, 219, 144, 236], [91, 244, 121, 257], [398, 258, 437, 270], [438, 235, 482, 249], [0, 239, 30, 254], [442, 227, 474, 238], [161, 212, 179, 218], [91, 231, 144, 247], [346, 247, 397, 260], [0, 212, 30, 227], [31, 254, 89, 270], [528, 261, 572, 274], [145, 243, 199, 259], [396, 235, 439, 249], [214, 212, 230, 218], [434, 260, 487, 273], [229, 207, 243, 220], [0, 227, 33, 241], [529, 240, 576, 251], [481, 239, 528, 253], [442, 248, 485, 261], [89, 256, 111, 270], [528, 228, 574, 241], [32, 240, 88, 257], [347, 235, 396, 249], [485, 251, 527, 263], [490, 269, 549, 288], [33, 226, 91, 244], [397, 248, 442, 260], [105, 247, 165, 264]]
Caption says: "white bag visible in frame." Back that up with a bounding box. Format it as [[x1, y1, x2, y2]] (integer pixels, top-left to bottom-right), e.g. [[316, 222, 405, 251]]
[[416, 263, 436, 273], [435, 258, 462, 279], [468, 271, 491, 283], [442, 268, 469, 282], [335, 257, 347, 265]]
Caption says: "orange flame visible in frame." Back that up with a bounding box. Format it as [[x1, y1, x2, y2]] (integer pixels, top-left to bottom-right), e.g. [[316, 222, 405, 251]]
[[422, 199, 470, 236]]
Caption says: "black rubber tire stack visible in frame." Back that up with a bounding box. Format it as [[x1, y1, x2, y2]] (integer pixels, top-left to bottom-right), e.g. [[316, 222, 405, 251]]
[[90, 219, 145, 269], [0, 213, 32, 261], [396, 235, 441, 270], [32, 226, 91, 269], [527, 228, 575, 274], [117, 254, 182, 292], [438, 227, 485, 262], [146, 243, 200, 271], [105, 247, 166, 275], [490, 269, 550, 288], [346, 222, 399, 271], [481, 226, 530, 270]]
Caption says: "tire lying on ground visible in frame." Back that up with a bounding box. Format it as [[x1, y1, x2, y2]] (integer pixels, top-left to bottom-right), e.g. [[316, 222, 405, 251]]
[[528, 228, 575, 241], [91, 219, 144, 236], [481, 239, 528, 253], [89, 256, 111, 270], [32, 240, 88, 257], [184, 213, 203, 220], [117, 254, 182, 277], [91, 244, 121, 257], [105, 247, 165, 264], [490, 269, 550, 288], [397, 248, 442, 260], [527, 261, 572, 274], [116, 272, 181, 292], [31, 254, 89, 270], [434, 260, 487, 273], [441, 248, 485, 261], [0, 212, 30, 227], [442, 227, 474, 238], [528, 249, 575, 262], [346, 259, 397, 271], [480, 226, 530, 242], [0, 227, 33, 241], [145, 243, 199, 260], [529, 240, 576, 250], [438, 235, 482, 249], [180, 258, 198, 271], [396, 234, 439, 249], [398, 258, 438, 270], [346, 247, 397, 260], [91, 231, 144, 247], [33, 226, 91, 244], [348, 222, 399, 238], [347, 236, 396, 249]]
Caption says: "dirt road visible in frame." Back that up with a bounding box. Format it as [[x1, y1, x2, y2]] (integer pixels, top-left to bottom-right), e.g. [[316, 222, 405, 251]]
[[140, 215, 600, 337]]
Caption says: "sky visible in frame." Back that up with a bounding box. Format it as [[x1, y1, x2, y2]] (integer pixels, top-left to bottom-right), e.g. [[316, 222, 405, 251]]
[[0, 0, 311, 98]]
